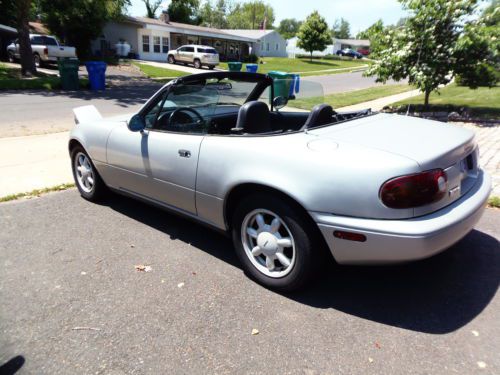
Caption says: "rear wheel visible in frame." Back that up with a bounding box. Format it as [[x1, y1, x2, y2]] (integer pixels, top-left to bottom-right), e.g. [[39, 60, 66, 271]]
[[168, 55, 175, 64], [231, 193, 320, 291], [71, 146, 107, 202], [33, 53, 42, 68], [208, 65, 215, 70], [193, 59, 202, 69], [8, 51, 15, 63]]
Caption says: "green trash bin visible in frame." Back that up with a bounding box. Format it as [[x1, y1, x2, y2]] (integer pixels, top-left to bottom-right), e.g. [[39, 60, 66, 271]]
[[58, 59, 80, 90], [268, 71, 293, 103], [227, 61, 242, 72]]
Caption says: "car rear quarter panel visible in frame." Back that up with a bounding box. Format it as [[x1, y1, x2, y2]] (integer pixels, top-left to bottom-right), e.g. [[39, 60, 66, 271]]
[[196, 132, 421, 229]]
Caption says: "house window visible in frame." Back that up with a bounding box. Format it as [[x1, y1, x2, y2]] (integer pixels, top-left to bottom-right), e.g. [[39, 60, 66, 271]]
[[162, 37, 169, 53], [275, 43, 279, 51], [142, 35, 150, 52], [266, 43, 269, 51], [153, 36, 161, 53]]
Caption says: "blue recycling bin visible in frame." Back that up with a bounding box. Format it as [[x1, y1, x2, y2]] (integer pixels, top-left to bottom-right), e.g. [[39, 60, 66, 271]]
[[246, 63, 258, 73], [85, 61, 107, 90], [288, 73, 300, 97]]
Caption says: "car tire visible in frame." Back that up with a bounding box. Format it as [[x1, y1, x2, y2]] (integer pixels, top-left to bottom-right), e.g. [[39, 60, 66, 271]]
[[8, 51, 15, 63], [168, 55, 175, 64], [71, 146, 107, 202], [208, 65, 215, 70], [193, 59, 202, 69], [231, 193, 320, 292], [33, 53, 42, 68]]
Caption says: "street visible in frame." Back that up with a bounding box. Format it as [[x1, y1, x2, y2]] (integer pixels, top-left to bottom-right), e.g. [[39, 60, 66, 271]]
[[0, 190, 499, 374]]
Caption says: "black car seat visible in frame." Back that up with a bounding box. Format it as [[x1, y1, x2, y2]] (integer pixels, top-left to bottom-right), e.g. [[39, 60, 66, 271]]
[[232, 101, 272, 134], [301, 104, 336, 130]]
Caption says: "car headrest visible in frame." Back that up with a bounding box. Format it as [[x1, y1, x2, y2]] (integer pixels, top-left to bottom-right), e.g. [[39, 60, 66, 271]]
[[234, 101, 271, 134], [302, 104, 336, 130]]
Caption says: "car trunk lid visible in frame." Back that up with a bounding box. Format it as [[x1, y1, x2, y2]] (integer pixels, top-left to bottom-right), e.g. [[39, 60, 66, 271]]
[[308, 113, 479, 216]]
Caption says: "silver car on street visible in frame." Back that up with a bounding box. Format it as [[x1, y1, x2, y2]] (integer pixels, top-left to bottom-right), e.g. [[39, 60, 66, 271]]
[[69, 71, 491, 291]]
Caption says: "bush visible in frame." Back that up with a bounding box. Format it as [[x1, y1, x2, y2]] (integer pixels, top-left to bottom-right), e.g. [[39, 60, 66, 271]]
[[243, 53, 259, 63]]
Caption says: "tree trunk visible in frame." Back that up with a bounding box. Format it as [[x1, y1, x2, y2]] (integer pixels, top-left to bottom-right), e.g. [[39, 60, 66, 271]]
[[424, 89, 431, 108], [17, 0, 36, 77], [310, 51, 313, 62]]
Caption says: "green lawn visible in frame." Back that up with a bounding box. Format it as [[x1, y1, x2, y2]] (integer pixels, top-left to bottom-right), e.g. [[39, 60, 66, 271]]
[[219, 57, 367, 75], [291, 84, 415, 110], [0, 63, 88, 90], [389, 84, 500, 119], [133, 62, 187, 79]]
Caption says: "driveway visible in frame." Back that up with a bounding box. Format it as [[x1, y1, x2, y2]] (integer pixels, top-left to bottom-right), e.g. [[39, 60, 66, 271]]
[[0, 190, 499, 374]]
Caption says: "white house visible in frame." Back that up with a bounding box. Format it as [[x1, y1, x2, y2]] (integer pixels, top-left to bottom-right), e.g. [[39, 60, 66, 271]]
[[92, 14, 258, 62], [221, 29, 288, 57]]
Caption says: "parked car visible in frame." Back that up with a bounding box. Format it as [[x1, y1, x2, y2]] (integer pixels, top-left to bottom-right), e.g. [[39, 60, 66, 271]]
[[336, 48, 363, 59], [357, 48, 370, 56], [7, 34, 76, 67], [167, 45, 219, 69], [69, 71, 491, 291]]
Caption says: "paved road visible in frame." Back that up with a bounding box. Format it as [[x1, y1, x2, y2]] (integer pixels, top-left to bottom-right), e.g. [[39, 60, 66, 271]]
[[303, 71, 406, 95], [0, 82, 162, 138], [1, 190, 498, 374]]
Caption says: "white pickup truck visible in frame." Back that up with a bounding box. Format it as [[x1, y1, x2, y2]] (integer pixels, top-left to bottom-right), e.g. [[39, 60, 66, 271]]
[[7, 34, 76, 67]]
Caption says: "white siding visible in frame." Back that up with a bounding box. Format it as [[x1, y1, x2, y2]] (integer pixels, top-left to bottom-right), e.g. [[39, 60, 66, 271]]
[[137, 28, 170, 62], [254, 31, 287, 58]]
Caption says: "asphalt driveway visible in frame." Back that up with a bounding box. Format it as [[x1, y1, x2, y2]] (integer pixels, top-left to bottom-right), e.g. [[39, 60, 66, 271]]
[[0, 190, 498, 374]]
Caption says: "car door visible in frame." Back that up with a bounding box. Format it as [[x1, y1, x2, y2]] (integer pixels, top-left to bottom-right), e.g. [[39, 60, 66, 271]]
[[184, 46, 195, 63], [176, 46, 186, 62], [105, 83, 216, 214]]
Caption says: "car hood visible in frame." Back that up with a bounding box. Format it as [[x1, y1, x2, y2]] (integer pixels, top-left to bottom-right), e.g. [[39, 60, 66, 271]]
[[308, 113, 475, 170]]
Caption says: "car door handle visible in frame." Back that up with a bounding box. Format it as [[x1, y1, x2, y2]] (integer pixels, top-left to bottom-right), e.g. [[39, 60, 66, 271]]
[[178, 149, 191, 158]]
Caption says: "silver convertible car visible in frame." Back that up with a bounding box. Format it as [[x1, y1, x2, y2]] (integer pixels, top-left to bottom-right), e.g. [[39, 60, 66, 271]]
[[69, 71, 491, 291]]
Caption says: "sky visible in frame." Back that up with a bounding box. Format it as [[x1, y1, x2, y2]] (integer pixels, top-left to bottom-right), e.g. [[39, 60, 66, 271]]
[[127, 0, 408, 34]]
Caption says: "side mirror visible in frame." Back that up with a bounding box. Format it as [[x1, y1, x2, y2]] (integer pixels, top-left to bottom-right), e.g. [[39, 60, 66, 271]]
[[272, 96, 288, 110], [127, 114, 146, 132]]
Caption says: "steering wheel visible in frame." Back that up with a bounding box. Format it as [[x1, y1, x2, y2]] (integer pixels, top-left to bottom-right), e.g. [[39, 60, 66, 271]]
[[168, 107, 204, 126]]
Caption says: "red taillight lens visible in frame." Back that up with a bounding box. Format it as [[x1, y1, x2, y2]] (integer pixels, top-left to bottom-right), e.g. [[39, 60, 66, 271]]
[[380, 169, 447, 209]]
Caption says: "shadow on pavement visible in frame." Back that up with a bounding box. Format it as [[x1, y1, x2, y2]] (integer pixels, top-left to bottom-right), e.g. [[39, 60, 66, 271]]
[[104, 194, 499, 334], [0, 356, 25, 375]]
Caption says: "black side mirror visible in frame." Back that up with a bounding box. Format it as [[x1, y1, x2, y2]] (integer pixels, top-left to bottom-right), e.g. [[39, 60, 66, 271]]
[[272, 96, 288, 110], [127, 114, 146, 132]]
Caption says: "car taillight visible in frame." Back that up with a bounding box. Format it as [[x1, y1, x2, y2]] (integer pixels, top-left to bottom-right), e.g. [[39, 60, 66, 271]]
[[44, 47, 48, 55], [380, 169, 447, 209]]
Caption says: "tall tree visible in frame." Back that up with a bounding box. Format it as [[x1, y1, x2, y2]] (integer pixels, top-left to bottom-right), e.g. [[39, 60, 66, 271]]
[[227, 1, 275, 29], [331, 18, 350, 39], [366, 0, 496, 106], [167, 0, 200, 24], [277, 18, 302, 40], [141, 0, 162, 18], [356, 19, 384, 40], [297, 11, 331, 61], [40, 0, 130, 59], [16, 0, 37, 76], [199, 0, 228, 28]]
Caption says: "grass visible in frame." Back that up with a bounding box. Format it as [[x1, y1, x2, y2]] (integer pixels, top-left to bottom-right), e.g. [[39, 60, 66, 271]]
[[132, 62, 187, 79], [387, 84, 500, 119], [0, 183, 75, 203], [219, 56, 367, 75], [0, 63, 88, 90], [291, 84, 415, 110], [488, 196, 500, 208]]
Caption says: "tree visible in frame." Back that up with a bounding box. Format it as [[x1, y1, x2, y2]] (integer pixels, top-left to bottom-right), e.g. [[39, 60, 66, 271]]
[[167, 0, 200, 24], [277, 18, 302, 40], [199, 0, 229, 29], [40, 0, 130, 59], [356, 19, 384, 40], [366, 0, 495, 107], [331, 17, 350, 39], [16, 0, 37, 76], [141, 0, 162, 18], [297, 11, 331, 61], [227, 1, 275, 29]]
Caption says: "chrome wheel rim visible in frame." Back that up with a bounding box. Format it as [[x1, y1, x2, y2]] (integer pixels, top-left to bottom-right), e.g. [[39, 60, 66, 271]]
[[74, 152, 95, 193], [241, 209, 296, 278]]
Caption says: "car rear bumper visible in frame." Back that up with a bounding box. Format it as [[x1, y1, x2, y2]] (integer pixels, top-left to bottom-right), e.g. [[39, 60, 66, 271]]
[[311, 170, 491, 265]]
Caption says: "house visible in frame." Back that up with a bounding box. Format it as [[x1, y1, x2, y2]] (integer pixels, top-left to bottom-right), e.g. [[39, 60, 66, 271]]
[[221, 29, 287, 57], [92, 14, 258, 62], [332, 38, 370, 53], [286, 36, 336, 58]]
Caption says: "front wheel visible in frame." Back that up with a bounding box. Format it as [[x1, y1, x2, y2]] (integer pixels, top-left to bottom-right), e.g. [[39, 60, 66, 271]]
[[71, 146, 107, 202], [232, 194, 320, 291]]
